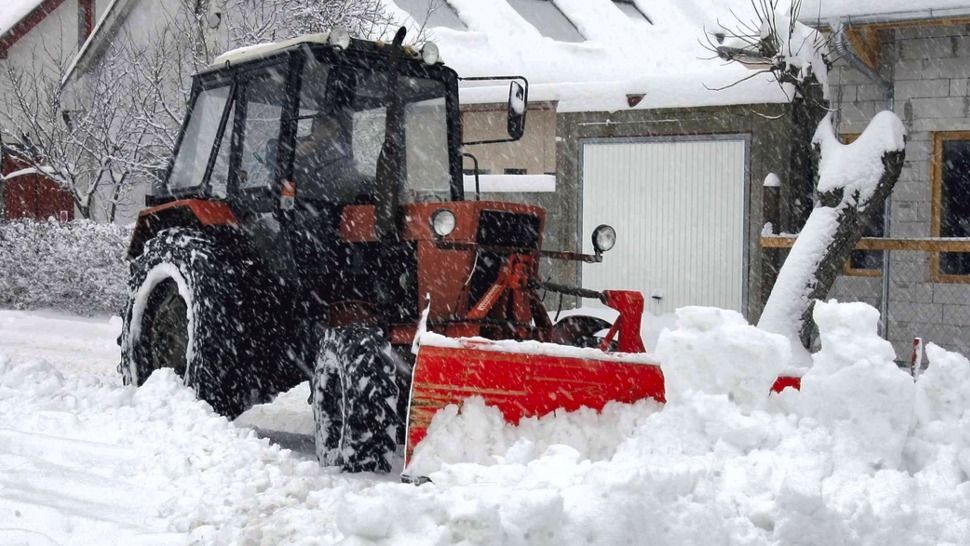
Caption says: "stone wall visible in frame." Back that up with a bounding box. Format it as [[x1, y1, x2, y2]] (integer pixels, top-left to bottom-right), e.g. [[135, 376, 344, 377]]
[[829, 24, 970, 358]]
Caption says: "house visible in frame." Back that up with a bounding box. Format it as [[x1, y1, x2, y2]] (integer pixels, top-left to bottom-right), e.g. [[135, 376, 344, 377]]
[[390, 0, 794, 323], [0, 0, 108, 219], [1, 146, 74, 220], [394, 0, 970, 358], [798, 1, 970, 357], [58, 0, 795, 323], [15, 0, 967, 356]]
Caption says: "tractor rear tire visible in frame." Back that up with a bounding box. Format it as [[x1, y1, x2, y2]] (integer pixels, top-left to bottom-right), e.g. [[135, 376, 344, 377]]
[[312, 326, 401, 473], [120, 228, 276, 418]]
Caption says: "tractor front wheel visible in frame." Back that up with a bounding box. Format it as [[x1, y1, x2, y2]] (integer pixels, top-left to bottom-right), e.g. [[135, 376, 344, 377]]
[[312, 326, 401, 473]]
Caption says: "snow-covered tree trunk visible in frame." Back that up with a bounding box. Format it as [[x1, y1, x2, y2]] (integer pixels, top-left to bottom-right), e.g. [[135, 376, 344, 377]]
[[758, 112, 906, 354]]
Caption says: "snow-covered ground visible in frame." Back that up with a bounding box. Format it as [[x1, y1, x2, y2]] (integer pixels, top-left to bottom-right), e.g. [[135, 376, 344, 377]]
[[2, 304, 970, 545]]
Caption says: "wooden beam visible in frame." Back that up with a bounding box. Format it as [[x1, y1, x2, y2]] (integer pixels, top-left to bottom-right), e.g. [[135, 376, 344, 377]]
[[865, 16, 970, 31], [845, 26, 881, 71], [761, 235, 970, 252]]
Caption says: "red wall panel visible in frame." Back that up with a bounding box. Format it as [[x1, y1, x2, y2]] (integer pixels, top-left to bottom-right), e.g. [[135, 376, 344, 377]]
[[2, 155, 74, 221]]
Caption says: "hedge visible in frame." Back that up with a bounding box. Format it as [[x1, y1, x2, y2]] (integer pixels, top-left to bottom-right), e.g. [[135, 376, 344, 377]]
[[0, 220, 131, 316]]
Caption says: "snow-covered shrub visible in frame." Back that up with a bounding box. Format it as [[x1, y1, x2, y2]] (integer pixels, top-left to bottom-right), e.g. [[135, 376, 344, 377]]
[[0, 219, 131, 315]]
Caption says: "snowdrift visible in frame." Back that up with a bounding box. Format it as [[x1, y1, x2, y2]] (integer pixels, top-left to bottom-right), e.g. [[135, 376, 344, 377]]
[[1, 301, 969, 544]]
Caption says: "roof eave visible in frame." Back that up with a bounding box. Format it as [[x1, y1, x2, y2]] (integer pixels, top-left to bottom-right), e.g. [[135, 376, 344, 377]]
[[801, 7, 970, 29]]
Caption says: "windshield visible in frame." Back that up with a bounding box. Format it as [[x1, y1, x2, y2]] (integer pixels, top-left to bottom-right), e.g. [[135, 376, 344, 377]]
[[292, 58, 453, 202], [168, 84, 231, 191]]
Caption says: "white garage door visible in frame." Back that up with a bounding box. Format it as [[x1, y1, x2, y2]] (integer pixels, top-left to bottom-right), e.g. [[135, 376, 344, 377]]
[[580, 138, 747, 315]]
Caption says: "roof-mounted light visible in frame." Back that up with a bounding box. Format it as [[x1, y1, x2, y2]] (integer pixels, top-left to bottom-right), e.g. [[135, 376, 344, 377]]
[[421, 42, 440, 64], [328, 28, 351, 50]]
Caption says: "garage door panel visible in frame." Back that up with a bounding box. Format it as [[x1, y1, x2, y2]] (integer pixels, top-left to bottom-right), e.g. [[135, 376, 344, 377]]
[[581, 139, 746, 315]]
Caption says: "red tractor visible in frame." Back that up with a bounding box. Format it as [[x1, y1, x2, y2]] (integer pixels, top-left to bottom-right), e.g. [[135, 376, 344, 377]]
[[119, 29, 664, 474]]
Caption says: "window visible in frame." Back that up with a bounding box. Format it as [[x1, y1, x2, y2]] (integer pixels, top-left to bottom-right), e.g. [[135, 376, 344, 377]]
[[168, 84, 231, 191], [613, 0, 652, 24], [933, 132, 970, 280], [841, 133, 883, 276], [292, 59, 452, 203], [394, 0, 466, 30], [239, 75, 286, 189], [506, 0, 584, 42]]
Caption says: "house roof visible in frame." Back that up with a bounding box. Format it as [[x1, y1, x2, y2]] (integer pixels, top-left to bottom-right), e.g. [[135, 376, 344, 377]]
[[798, 1, 970, 24], [0, 0, 65, 53], [386, 0, 792, 111]]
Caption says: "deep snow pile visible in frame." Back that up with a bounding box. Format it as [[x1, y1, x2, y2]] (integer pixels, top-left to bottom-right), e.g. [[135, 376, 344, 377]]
[[2, 302, 970, 544], [403, 302, 970, 545]]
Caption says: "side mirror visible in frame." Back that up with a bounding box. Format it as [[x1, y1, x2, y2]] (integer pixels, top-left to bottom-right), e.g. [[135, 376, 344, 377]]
[[507, 80, 527, 141]]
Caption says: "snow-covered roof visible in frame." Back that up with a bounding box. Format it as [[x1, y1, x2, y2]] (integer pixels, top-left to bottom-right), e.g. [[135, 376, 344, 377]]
[[385, 0, 792, 111], [0, 0, 46, 37], [798, 0, 970, 24]]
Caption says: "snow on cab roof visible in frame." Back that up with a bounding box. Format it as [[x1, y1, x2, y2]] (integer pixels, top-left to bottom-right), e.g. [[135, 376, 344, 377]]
[[208, 33, 332, 69], [385, 0, 793, 111]]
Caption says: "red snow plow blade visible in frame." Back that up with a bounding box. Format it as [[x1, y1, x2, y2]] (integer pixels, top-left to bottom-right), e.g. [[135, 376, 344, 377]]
[[405, 338, 666, 465], [404, 290, 665, 466], [403, 290, 803, 469]]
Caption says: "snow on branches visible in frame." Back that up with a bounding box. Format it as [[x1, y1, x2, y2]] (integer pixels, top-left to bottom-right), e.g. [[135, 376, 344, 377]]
[[0, 219, 131, 315], [706, 0, 831, 100]]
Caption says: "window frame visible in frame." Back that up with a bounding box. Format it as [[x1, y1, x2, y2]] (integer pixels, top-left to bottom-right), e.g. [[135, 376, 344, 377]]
[[294, 46, 464, 201], [931, 130, 970, 283], [233, 70, 290, 193], [163, 76, 237, 200]]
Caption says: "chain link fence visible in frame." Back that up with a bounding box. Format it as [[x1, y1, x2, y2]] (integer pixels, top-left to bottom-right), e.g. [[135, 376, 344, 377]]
[[829, 246, 970, 364]]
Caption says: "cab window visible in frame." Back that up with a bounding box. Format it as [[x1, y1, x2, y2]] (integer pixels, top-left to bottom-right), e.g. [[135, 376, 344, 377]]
[[168, 84, 231, 191], [239, 75, 286, 190], [291, 58, 453, 203]]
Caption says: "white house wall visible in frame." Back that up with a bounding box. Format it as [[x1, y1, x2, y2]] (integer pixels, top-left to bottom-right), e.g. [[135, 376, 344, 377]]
[[0, 0, 81, 140]]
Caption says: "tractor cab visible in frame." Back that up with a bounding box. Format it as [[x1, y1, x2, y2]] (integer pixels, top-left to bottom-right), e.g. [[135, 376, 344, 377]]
[[158, 31, 466, 212], [141, 30, 530, 323]]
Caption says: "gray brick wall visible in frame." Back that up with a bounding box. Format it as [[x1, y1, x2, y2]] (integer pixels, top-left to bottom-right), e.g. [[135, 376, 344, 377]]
[[830, 25, 970, 360]]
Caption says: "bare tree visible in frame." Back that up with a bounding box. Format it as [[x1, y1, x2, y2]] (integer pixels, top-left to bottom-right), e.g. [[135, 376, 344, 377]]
[[703, 0, 833, 230], [1, 0, 394, 222], [2, 48, 152, 220], [222, 0, 393, 46]]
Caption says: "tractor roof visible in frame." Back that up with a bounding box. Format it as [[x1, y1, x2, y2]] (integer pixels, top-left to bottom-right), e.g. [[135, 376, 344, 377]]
[[203, 31, 438, 75]]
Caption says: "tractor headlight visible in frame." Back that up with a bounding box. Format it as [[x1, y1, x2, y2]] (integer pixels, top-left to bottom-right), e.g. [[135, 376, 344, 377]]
[[421, 42, 440, 64], [431, 209, 456, 237], [592, 224, 616, 253], [328, 28, 351, 50]]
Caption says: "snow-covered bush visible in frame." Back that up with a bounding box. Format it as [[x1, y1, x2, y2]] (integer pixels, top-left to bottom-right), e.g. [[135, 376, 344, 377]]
[[0, 219, 130, 315]]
